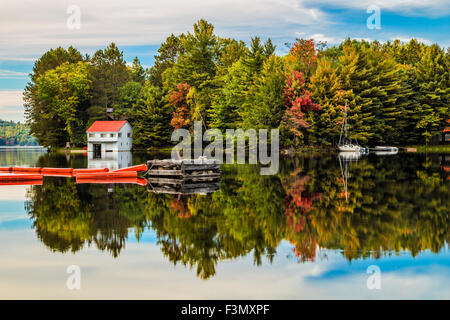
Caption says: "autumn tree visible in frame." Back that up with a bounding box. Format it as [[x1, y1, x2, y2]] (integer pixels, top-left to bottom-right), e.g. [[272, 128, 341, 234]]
[[170, 83, 191, 129], [281, 71, 320, 145]]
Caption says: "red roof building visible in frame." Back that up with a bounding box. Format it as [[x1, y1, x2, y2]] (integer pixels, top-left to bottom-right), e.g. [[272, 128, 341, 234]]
[[87, 121, 133, 157], [87, 120, 128, 133]]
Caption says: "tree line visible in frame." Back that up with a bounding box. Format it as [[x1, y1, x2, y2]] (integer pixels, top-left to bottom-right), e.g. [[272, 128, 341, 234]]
[[0, 119, 38, 146], [24, 19, 449, 149]]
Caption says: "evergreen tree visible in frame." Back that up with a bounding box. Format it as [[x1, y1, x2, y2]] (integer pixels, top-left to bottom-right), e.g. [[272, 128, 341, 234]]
[[412, 45, 449, 143], [88, 43, 130, 121], [148, 34, 184, 87], [132, 84, 174, 148], [113, 81, 143, 120], [210, 59, 253, 131], [243, 56, 285, 130], [310, 58, 348, 145], [364, 43, 413, 144], [337, 43, 374, 144], [129, 57, 146, 83]]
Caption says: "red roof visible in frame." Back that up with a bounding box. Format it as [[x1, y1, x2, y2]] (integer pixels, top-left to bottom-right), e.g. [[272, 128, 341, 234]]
[[87, 121, 128, 133], [443, 127, 450, 133]]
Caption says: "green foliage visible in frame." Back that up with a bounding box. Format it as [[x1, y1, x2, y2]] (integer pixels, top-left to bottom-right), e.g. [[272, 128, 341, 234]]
[[0, 119, 38, 146], [128, 57, 146, 83], [88, 43, 130, 121], [309, 58, 345, 145], [34, 62, 91, 145], [113, 81, 143, 119], [133, 84, 174, 147], [242, 55, 285, 130]]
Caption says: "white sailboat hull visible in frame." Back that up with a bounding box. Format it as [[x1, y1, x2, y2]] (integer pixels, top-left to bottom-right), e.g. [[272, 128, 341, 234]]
[[338, 145, 361, 152]]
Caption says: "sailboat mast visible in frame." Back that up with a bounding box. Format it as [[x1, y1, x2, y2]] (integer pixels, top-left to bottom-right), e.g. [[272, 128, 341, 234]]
[[344, 103, 348, 142]]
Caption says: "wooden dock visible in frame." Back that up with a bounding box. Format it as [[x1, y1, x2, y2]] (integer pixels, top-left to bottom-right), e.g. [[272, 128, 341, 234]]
[[144, 159, 221, 195]]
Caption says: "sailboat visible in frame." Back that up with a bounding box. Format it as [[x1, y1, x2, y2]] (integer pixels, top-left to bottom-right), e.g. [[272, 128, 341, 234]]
[[337, 104, 365, 153]]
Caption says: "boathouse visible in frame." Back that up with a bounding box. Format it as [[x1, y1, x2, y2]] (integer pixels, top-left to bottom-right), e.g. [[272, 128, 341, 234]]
[[87, 121, 132, 158]]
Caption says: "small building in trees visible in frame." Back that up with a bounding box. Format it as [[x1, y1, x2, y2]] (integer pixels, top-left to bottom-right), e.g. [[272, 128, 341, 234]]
[[87, 121, 132, 159]]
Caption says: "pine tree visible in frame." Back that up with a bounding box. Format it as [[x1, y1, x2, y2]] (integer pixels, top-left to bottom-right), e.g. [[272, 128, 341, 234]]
[[88, 43, 130, 121], [364, 43, 413, 144], [337, 43, 374, 144], [310, 58, 348, 145], [210, 59, 252, 130], [413, 45, 450, 143], [242, 55, 285, 130], [148, 34, 184, 87], [129, 57, 146, 83], [133, 84, 174, 148]]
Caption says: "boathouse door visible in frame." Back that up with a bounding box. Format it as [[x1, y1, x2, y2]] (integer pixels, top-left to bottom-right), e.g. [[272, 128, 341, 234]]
[[93, 144, 102, 159]]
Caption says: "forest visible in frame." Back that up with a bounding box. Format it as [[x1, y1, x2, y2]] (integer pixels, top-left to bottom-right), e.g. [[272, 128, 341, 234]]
[[24, 19, 449, 149], [0, 119, 38, 146]]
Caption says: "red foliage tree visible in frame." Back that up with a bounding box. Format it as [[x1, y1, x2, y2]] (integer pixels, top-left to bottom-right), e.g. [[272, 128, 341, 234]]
[[170, 83, 191, 129], [282, 71, 320, 138]]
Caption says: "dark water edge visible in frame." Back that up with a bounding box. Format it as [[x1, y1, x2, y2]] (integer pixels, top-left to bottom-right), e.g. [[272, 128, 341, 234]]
[[0, 149, 449, 299]]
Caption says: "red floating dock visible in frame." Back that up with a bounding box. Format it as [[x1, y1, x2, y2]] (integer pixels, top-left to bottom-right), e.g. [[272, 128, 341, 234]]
[[76, 177, 147, 186], [41, 168, 74, 174], [0, 174, 43, 182], [11, 167, 42, 173], [111, 164, 148, 173], [0, 180, 43, 186], [75, 171, 138, 179], [72, 168, 109, 174]]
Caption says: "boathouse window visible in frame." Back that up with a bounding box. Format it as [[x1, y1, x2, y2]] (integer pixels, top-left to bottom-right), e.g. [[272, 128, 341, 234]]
[[89, 133, 94, 138], [110, 133, 115, 138], [127, 133, 131, 138], [101, 134, 106, 138], [118, 133, 122, 138]]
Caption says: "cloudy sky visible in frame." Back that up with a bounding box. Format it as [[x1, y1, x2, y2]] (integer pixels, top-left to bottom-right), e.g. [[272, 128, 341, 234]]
[[0, 0, 448, 122]]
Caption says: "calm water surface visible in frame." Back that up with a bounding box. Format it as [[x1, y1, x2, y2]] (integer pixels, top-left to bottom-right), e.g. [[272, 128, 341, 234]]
[[0, 148, 449, 299]]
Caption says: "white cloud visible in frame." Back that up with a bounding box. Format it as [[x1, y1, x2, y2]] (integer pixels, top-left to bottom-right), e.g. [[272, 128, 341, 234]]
[[309, 33, 343, 44], [0, 0, 330, 57], [0, 69, 28, 78], [0, 91, 25, 122]]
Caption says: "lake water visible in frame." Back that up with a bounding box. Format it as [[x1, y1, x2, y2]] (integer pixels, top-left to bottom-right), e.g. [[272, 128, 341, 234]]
[[0, 148, 449, 299]]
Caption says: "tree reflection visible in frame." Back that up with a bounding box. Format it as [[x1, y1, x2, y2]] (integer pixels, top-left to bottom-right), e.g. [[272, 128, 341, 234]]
[[25, 154, 449, 279]]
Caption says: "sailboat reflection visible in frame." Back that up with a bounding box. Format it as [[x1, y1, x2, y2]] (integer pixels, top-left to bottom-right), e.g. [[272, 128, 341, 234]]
[[338, 152, 361, 200]]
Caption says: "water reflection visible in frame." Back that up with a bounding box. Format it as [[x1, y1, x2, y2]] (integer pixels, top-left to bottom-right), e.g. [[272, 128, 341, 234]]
[[24, 153, 449, 279], [88, 151, 133, 170]]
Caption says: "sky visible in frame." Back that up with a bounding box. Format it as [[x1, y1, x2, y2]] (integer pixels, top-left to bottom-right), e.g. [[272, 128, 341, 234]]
[[0, 0, 448, 122]]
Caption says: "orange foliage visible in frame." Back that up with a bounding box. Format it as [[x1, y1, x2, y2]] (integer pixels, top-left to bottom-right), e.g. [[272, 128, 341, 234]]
[[170, 83, 191, 129]]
